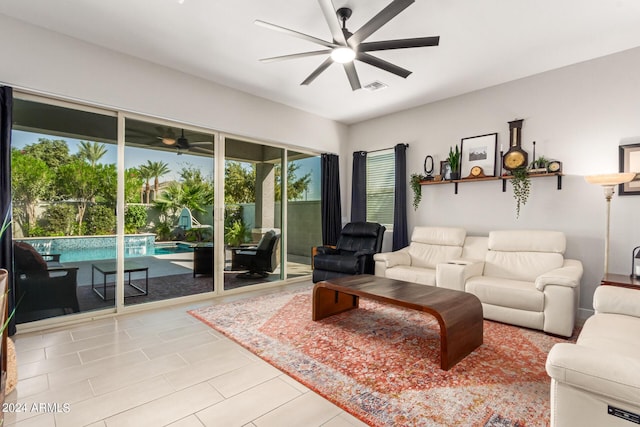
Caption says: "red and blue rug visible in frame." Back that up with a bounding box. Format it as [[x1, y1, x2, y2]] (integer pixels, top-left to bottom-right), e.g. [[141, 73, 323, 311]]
[[190, 286, 573, 426]]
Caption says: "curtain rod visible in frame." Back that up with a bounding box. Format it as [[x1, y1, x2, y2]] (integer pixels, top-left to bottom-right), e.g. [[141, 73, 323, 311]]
[[357, 143, 409, 155]]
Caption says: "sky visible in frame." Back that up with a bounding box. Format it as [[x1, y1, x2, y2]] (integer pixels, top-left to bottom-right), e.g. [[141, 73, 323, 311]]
[[12, 130, 321, 200]]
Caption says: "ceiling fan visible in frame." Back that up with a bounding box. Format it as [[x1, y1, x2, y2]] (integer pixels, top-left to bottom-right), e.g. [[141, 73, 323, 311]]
[[255, 0, 440, 91], [126, 125, 213, 155]]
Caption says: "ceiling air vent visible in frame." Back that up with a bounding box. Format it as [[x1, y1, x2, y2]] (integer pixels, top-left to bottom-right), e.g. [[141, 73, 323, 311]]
[[364, 81, 388, 92]]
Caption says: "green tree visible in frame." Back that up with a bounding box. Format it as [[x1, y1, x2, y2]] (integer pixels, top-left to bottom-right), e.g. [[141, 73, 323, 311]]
[[85, 205, 116, 235], [138, 165, 153, 204], [22, 138, 71, 170], [40, 204, 76, 236], [224, 161, 255, 204], [144, 160, 171, 200], [77, 141, 107, 166], [275, 162, 312, 201], [124, 205, 147, 234], [56, 160, 117, 234], [11, 149, 52, 236], [125, 168, 144, 204]]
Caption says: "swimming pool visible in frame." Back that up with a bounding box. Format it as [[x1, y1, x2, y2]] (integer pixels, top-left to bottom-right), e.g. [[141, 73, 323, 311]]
[[57, 243, 194, 263], [17, 235, 194, 263]]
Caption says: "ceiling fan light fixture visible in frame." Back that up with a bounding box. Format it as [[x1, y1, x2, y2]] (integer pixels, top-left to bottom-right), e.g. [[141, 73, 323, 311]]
[[161, 137, 176, 146], [331, 47, 356, 63]]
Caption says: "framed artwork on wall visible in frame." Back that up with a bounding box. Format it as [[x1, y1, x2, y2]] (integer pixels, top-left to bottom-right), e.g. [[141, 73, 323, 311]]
[[619, 143, 640, 195], [440, 160, 451, 180], [460, 133, 498, 178]]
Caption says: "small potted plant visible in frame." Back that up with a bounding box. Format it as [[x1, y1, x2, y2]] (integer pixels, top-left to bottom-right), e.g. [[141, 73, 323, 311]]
[[410, 173, 426, 210], [447, 146, 461, 180]]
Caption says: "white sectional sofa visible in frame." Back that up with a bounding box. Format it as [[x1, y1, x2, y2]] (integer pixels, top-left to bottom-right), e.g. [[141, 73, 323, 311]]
[[374, 226, 583, 337], [546, 285, 640, 426]]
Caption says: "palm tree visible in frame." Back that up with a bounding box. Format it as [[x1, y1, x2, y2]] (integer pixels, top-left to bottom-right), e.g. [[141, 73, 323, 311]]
[[138, 165, 153, 204], [77, 141, 107, 166], [144, 160, 170, 201]]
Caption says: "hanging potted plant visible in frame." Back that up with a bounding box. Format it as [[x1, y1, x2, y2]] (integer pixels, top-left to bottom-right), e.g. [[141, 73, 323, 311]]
[[410, 173, 426, 210], [510, 166, 531, 218], [447, 146, 461, 180]]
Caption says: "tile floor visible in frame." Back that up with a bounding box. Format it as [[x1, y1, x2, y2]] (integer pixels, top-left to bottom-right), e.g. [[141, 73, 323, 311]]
[[4, 281, 368, 427]]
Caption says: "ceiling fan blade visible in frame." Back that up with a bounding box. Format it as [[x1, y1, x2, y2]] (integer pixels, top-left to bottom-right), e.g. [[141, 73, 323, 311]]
[[255, 20, 338, 49], [343, 62, 361, 91], [357, 52, 412, 78], [348, 0, 414, 46], [301, 57, 333, 86], [359, 36, 440, 52], [260, 49, 331, 63], [317, 0, 347, 45]]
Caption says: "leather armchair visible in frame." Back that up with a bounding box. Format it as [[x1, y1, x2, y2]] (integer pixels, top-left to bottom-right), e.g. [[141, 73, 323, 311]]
[[233, 230, 280, 279], [312, 222, 385, 283]]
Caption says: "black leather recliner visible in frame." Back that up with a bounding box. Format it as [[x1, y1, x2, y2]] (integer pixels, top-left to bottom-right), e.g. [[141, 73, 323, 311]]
[[233, 230, 280, 279], [312, 222, 386, 283]]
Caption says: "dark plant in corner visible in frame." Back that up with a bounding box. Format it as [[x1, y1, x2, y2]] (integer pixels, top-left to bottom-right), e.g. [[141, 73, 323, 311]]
[[447, 145, 461, 180], [410, 173, 426, 210], [510, 166, 531, 218]]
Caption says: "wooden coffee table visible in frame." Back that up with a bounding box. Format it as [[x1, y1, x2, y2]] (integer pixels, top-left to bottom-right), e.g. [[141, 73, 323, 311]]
[[313, 275, 483, 370]]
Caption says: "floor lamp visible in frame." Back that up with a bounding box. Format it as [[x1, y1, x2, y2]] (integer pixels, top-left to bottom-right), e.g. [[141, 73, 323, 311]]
[[585, 172, 636, 275]]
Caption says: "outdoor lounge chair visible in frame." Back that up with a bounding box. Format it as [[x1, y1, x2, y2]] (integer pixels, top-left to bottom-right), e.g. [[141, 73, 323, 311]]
[[13, 241, 80, 322], [232, 230, 280, 279]]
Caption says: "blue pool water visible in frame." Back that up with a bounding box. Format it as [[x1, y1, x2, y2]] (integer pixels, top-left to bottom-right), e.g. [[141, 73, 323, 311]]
[[59, 244, 193, 263]]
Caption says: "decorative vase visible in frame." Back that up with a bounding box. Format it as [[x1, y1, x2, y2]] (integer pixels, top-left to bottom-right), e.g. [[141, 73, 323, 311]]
[[450, 172, 460, 180]]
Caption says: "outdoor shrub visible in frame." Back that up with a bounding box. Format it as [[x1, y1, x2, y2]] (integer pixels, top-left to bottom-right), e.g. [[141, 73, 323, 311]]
[[154, 222, 172, 241], [85, 205, 116, 235], [40, 203, 76, 236], [125, 205, 147, 234]]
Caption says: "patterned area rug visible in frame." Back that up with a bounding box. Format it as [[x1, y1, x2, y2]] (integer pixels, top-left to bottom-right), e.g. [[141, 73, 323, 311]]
[[189, 285, 574, 427]]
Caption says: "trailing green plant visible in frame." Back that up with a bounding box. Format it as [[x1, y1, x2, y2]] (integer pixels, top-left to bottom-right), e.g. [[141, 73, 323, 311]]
[[410, 173, 425, 210], [510, 166, 531, 218], [447, 145, 460, 176]]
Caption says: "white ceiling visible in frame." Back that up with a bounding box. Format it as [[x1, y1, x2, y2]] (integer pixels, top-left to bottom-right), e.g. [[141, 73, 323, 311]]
[[2, 0, 640, 124]]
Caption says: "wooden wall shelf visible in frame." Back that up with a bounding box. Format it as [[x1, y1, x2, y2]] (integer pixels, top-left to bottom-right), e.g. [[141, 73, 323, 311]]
[[420, 172, 563, 194]]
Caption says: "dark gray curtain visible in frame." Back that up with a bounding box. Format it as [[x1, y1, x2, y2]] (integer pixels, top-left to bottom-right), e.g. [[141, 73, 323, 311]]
[[0, 86, 15, 335], [351, 151, 367, 223], [321, 153, 342, 246], [392, 143, 409, 250]]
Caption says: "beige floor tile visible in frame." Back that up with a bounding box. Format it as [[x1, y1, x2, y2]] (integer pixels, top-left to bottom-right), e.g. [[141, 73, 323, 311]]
[[70, 322, 122, 341], [15, 348, 45, 367], [167, 415, 206, 427], [10, 374, 48, 399], [322, 413, 370, 427], [278, 373, 310, 393], [157, 322, 212, 341], [254, 391, 342, 427], [18, 353, 81, 381], [47, 350, 148, 390], [14, 330, 73, 353], [54, 376, 175, 427], [163, 350, 253, 391], [104, 382, 222, 427], [141, 331, 218, 360], [5, 413, 55, 427], [123, 317, 201, 339], [78, 334, 163, 364], [45, 331, 131, 358], [89, 353, 187, 395], [208, 361, 281, 398], [195, 378, 302, 427], [175, 340, 235, 365]]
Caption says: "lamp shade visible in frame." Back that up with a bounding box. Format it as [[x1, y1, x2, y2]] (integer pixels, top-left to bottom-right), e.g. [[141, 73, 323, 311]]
[[584, 173, 636, 186]]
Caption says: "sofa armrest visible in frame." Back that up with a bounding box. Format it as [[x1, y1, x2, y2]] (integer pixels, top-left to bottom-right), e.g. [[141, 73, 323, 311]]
[[315, 246, 339, 256], [373, 250, 410, 268], [535, 259, 583, 291], [594, 285, 640, 318], [546, 343, 640, 406], [436, 259, 484, 291]]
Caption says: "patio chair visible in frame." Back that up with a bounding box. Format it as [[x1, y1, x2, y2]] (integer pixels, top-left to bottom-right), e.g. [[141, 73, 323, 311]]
[[13, 241, 80, 322], [312, 222, 386, 283], [232, 230, 280, 279]]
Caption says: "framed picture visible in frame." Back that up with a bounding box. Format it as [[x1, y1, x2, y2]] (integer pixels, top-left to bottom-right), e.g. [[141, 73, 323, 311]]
[[619, 143, 640, 195], [440, 160, 451, 180], [460, 133, 498, 178]]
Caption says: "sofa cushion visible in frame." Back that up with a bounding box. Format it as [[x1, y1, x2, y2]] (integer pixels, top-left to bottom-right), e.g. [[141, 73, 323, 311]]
[[461, 236, 489, 260], [411, 226, 466, 246], [577, 313, 640, 359], [408, 243, 463, 269], [484, 251, 564, 282], [465, 276, 544, 312], [488, 230, 566, 254], [384, 265, 436, 286]]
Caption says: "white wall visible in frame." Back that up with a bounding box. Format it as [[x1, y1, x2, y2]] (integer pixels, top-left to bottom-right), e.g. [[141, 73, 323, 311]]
[[0, 15, 348, 161], [348, 47, 640, 313]]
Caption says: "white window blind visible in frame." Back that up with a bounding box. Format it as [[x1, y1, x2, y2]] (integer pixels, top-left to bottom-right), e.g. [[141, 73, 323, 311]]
[[366, 150, 394, 226]]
